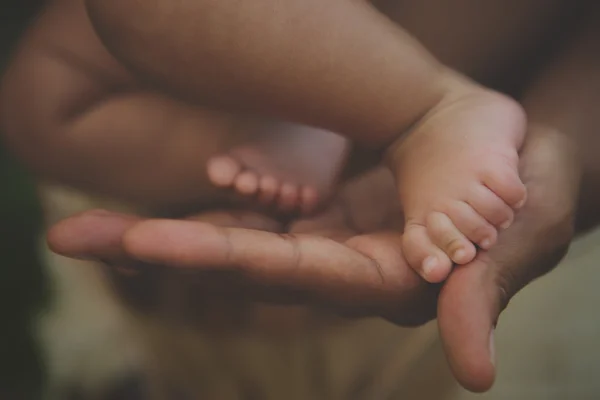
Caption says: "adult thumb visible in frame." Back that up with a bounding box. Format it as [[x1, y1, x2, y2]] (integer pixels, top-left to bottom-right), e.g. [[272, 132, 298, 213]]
[[437, 255, 504, 393]]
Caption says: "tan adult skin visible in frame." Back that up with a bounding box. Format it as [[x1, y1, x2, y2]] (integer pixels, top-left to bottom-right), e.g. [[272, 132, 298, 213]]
[[48, 8, 600, 390]]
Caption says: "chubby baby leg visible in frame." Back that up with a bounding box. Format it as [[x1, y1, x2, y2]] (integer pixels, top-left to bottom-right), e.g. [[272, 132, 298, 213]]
[[374, 0, 576, 282], [2, 0, 349, 215], [207, 0, 571, 217], [0, 0, 234, 210]]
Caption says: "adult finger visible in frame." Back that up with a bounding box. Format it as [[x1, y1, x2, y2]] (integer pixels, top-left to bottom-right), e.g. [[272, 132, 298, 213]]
[[47, 208, 282, 257], [186, 209, 283, 232], [121, 219, 428, 313], [47, 209, 141, 262]]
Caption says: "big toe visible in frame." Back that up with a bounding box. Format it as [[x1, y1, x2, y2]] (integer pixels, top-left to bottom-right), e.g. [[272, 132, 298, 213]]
[[207, 155, 242, 187], [403, 222, 453, 283]]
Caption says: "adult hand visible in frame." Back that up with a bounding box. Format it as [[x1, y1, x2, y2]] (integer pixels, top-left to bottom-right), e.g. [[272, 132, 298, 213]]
[[49, 168, 438, 320], [48, 125, 580, 392]]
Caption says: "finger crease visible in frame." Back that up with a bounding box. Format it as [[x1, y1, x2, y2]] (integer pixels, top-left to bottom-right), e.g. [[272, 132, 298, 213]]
[[216, 225, 234, 266], [277, 233, 303, 275]]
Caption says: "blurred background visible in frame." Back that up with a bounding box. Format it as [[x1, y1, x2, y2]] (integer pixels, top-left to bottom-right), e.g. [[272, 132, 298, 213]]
[[1, 1, 46, 397]]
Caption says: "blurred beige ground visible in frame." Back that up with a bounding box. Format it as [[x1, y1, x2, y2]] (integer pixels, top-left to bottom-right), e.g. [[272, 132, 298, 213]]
[[397, 228, 600, 400]]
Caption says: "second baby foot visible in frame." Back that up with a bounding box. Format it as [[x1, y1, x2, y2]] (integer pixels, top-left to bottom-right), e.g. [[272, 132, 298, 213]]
[[207, 121, 348, 216], [389, 88, 527, 283]]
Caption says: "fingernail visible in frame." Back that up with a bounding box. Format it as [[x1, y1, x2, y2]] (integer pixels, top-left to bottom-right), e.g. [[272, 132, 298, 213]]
[[480, 238, 492, 250], [422, 256, 437, 278], [453, 249, 466, 263], [489, 329, 496, 367], [515, 197, 526, 209]]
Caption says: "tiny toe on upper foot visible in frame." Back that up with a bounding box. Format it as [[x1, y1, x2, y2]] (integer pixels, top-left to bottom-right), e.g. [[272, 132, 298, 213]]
[[443, 201, 498, 251], [514, 189, 527, 209], [481, 163, 527, 209], [207, 155, 242, 187], [426, 211, 476, 265], [467, 185, 514, 229], [403, 222, 453, 283], [478, 231, 497, 250]]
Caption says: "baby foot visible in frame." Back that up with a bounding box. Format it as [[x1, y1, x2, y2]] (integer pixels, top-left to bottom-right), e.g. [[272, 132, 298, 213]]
[[388, 89, 527, 283], [207, 121, 348, 215]]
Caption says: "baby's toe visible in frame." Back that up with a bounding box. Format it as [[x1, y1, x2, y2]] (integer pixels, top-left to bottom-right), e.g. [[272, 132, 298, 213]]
[[300, 186, 320, 215], [426, 212, 476, 265], [234, 171, 260, 196], [468, 185, 514, 230], [403, 223, 453, 283], [482, 162, 527, 209], [444, 201, 497, 250], [207, 155, 242, 188], [258, 175, 280, 205], [277, 183, 300, 212]]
